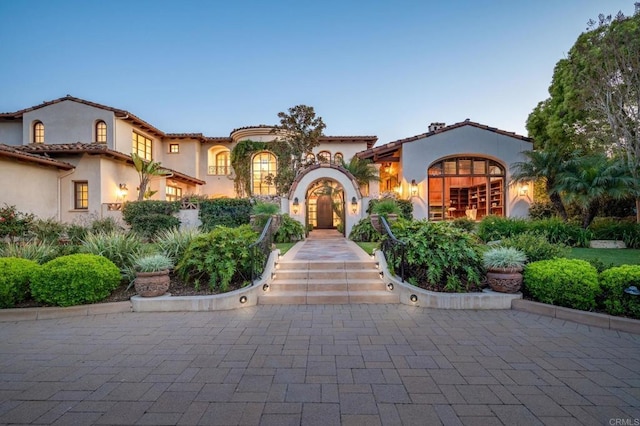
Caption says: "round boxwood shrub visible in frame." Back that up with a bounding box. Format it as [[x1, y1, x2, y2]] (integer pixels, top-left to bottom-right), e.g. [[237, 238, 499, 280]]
[[0, 257, 40, 308], [31, 254, 121, 307], [523, 259, 599, 311], [599, 265, 640, 319]]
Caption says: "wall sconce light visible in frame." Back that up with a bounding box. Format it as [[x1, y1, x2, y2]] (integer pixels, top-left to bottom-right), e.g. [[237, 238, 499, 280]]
[[410, 179, 417, 197], [351, 196, 357, 214], [292, 197, 299, 214], [117, 183, 128, 198], [519, 184, 529, 197]]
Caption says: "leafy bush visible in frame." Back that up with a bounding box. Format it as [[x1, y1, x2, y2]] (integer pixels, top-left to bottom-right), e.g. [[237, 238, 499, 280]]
[[500, 232, 568, 263], [66, 224, 88, 244], [367, 198, 413, 220], [176, 225, 258, 291], [477, 216, 529, 242], [450, 217, 476, 232], [0, 204, 34, 242], [349, 217, 381, 242], [523, 259, 600, 311], [122, 201, 180, 239], [528, 202, 555, 220], [274, 214, 305, 243], [155, 227, 202, 264], [389, 220, 484, 292], [134, 253, 174, 272], [199, 198, 252, 230], [31, 254, 121, 307], [599, 265, 640, 319], [80, 231, 146, 281], [369, 199, 401, 216], [529, 218, 591, 247], [589, 217, 640, 248], [0, 257, 39, 308], [90, 217, 124, 234], [28, 218, 66, 243], [0, 240, 60, 264], [483, 247, 527, 270], [252, 202, 280, 215]]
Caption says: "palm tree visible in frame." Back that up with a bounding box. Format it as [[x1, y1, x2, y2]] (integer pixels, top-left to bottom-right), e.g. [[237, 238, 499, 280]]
[[510, 149, 570, 220], [341, 156, 380, 196], [131, 153, 172, 201], [557, 154, 634, 228]]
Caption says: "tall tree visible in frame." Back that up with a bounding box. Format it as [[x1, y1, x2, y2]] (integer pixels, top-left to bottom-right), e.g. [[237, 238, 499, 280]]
[[275, 105, 326, 171], [567, 5, 640, 220], [341, 156, 380, 196]]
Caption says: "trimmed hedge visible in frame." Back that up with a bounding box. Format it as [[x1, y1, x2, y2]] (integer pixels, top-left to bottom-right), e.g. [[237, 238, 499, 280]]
[[31, 254, 121, 307], [349, 217, 382, 242], [122, 201, 180, 239], [599, 265, 640, 319], [0, 257, 39, 308], [477, 216, 592, 247], [523, 259, 600, 311], [199, 199, 252, 230]]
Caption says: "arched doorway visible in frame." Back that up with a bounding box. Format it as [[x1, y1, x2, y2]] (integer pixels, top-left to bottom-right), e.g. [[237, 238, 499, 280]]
[[306, 179, 345, 231]]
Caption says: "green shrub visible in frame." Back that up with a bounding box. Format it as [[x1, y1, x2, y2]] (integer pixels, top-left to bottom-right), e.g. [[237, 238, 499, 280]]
[[31, 254, 121, 307], [477, 216, 529, 242], [367, 199, 413, 220], [134, 253, 174, 272], [389, 220, 484, 292], [529, 218, 591, 247], [275, 214, 305, 243], [523, 259, 600, 311], [90, 217, 124, 234], [369, 199, 401, 216], [500, 232, 568, 263], [199, 198, 252, 230], [66, 224, 88, 244], [122, 201, 180, 239], [176, 225, 258, 291], [155, 227, 202, 264], [0, 240, 60, 264], [528, 202, 555, 220], [349, 217, 381, 242], [450, 217, 476, 232], [80, 231, 146, 281], [28, 218, 67, 243], [0, 204, 34, 242], [252, 202, 280, 215], [599, 265, 640, 319], [589, 217, 640, 249], [0, 257, 39, 308]]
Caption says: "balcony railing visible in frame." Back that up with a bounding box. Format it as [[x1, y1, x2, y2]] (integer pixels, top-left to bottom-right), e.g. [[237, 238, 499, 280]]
[[208, 165, 231, 175]]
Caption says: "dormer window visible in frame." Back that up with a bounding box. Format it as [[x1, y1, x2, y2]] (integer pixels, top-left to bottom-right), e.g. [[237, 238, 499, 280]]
[[33, 121, 44, 143], [96, 121, 107, 144]]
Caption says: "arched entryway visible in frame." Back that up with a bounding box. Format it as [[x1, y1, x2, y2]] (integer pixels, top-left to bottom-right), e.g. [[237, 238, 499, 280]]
[[306, 179, 345, 231]]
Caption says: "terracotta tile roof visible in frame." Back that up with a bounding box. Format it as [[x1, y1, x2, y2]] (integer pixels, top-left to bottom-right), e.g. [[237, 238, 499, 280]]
[[357, 120, 531, 160], [319, 136, 377, 149], [229, 124, 274, 135], [15, 143, 205, 185], [165, 133, 232, 143], [0, 144, 74, 170]]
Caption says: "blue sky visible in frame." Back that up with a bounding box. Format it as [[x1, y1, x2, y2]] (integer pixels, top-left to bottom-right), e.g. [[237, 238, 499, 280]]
[[0, 0, 635, 146]]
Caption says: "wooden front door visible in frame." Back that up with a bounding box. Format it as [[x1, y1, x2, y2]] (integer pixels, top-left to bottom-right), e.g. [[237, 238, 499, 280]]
[[316, 195, 334, 229]]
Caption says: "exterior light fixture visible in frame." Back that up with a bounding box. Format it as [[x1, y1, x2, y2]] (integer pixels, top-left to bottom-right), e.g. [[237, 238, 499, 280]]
[[410, 179, 417, 197], [292, 197, 299, 214], [410, 294, 418, 302], [379, 271, 384, 279], [519, 184, 529, 197], [387, 283, 394, 291], [351, 196, 357, 214], [271, 271, 276, 280], [375, 262, 380, 269], [117, 183, 128, 198], [262, 284, 270, 291], [239, 295, 248, 304]]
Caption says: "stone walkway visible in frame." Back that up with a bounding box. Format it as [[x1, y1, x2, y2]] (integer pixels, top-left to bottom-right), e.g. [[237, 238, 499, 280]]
[[289, 230, 365, 262], [0, 304, 638, 425]]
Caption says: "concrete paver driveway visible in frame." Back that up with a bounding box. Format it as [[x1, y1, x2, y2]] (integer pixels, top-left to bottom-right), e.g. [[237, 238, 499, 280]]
[[0, 305, 638, 425]]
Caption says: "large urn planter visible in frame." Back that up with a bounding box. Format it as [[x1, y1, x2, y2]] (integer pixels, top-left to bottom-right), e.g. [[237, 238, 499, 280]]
[[135, 270, 171, 297], [486, 267, 523, 293]]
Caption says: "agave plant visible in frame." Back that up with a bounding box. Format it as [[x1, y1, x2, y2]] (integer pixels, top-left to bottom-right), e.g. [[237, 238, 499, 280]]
[[134, 253, 174, 273]]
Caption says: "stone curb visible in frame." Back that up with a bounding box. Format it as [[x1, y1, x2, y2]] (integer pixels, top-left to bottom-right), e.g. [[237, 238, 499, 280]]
[[511, 299, 640, 334], [0, 301, 132, 322]]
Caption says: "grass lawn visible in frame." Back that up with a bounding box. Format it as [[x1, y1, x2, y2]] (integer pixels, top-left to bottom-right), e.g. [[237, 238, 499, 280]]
[[275, 242, 297, 255], [567, 248, 640, 266], [355, 242, 379, 256]]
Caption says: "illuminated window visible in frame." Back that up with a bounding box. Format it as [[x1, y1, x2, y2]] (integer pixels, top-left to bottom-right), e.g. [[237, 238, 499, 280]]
[[169, 144, 179, 153], [166, 185, 182, 201], [132, 132, 152, 161], [334, 152, 344, 165], [33, 121, 44, 143], [216, 152, 230, 175], [74, 181, 88, 209], [96, 121, 107, 143], [252, 152, 277, 195], [318, 151, 331, 163], [305, 153, 315, 164]]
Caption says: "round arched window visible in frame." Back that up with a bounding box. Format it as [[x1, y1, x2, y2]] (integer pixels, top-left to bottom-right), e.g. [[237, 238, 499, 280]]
[[427, 157, 505, 221], [252, 152, 277, 195]]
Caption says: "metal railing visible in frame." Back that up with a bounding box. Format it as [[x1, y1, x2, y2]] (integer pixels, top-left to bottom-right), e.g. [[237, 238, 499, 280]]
[[380, 216, 407, 282], [248, 216, 277, 283], [208, 165, 231, 175]]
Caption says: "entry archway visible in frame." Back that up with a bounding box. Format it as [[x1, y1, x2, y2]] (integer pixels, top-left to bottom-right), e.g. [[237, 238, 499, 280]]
[[306, 179, 345, 230]]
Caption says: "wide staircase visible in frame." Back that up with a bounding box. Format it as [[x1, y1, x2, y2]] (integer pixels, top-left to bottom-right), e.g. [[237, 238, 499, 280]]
[[258, 230, 399, 305]]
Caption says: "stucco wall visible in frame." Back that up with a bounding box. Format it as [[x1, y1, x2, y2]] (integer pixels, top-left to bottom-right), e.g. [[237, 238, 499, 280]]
[[0, 159, 62, 219], [401, 125, 533, 219], [162, 138, 200, 182], [0, 122, 23, 145], [22, 100, 115, 146]]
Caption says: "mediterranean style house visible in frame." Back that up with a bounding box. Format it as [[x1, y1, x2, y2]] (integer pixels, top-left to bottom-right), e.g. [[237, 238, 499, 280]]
[[0, 96, 533, 237]]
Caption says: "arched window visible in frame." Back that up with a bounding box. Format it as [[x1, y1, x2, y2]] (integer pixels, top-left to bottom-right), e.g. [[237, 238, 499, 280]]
[[216, 152, 230, 175], [33, 121, 44, 143], [252, 152, 277, 195], [428, 157, 505, 221], [334, 152, 344, 165], [207, 146, 231, 175], [96, 121, 107, 144], [305, 153, 315, 164], [318, 151, 331, 163]]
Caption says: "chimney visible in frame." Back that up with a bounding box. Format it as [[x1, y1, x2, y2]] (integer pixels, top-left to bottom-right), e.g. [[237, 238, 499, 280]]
[[428, 122, 445, 132]]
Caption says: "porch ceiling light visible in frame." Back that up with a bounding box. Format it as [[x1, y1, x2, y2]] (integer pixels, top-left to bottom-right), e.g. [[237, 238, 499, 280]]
[[410, 179, 417, 196], [351, 196, 357, 214], [292, 197, 299, 214]]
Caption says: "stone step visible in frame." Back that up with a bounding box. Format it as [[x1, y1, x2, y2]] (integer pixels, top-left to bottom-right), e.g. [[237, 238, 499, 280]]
[[258, 290, 399, 305], [277, 261, 376, 271]]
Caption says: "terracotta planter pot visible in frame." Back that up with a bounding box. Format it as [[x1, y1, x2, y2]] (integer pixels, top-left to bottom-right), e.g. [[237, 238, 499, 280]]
[[370, 214, 398, 233], [134, 270, 170, 297], [486, 267, 523, 293]]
